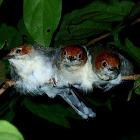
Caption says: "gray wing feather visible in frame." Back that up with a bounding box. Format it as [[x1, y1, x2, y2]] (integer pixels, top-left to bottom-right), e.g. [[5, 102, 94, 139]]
[[119, 54, 134, 76], [59, 89, 96, 119]]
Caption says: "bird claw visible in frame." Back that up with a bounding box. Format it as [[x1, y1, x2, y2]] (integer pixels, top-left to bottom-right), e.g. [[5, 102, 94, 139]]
[[51, 78, 57, 87], [45, 78, 57, 87]]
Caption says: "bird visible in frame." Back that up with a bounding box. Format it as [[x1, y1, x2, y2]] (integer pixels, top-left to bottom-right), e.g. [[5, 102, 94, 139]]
[[87, 44, 134, 91], [5, 44, 57, 97], [54, 45, 96, 92], [57, 44, 134, 92], [4, 44, 96, 119]]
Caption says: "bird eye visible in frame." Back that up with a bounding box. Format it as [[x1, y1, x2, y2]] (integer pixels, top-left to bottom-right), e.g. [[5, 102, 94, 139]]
[[63, 50, 67, 56], [15, 49, 21, 54], [78, 53, 82, 59], [102, 60, 108, 67]]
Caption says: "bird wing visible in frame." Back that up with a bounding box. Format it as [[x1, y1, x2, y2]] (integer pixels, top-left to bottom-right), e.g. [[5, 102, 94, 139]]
[[59, 89, 96, 119]]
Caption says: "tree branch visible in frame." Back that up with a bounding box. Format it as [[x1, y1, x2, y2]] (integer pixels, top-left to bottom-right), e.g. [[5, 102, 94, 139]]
[[0, 80, 15, 95], [86, 33, 111, 46], [121, 75, 140, 81], [86, 18, 140, 46], [0, 75, 139, 96]]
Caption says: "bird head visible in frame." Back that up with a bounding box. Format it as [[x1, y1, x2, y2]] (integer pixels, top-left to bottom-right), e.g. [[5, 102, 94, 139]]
[[95, 51, 120, 80], [61, 45, 87, 67], [5, 45, 32, 59], [4, 45, 33, 68]]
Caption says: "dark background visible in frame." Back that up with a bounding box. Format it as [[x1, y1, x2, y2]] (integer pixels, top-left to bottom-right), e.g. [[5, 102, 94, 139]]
[[0, 0, 140, 139]]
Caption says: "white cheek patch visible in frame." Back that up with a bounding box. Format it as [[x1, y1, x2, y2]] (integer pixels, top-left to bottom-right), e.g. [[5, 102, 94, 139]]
[[109, 74, 122, 85], [97, 67, 114, 80]]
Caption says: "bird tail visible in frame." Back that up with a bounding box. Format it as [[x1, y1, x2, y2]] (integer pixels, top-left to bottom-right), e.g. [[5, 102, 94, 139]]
[[59, 89, 96, 119]]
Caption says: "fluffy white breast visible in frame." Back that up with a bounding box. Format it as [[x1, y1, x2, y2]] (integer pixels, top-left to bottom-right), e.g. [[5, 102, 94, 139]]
[[77, 55, 99, 92], [55, 55, 98, 92], [23, 56, 53, 85], [10, 55, 54, 94]]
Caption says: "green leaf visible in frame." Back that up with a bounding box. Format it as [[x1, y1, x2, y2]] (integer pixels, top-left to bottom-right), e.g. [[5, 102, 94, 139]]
[[109, 39, 140, 67], [23, 97, 80, 128], [0, 61, 7, 85], [54, 0, 134, 46], [124, 39, 140, 67], [87, 97, 112, 111], [0, 24, 23, 50], [0, 102, 9, 116], [23, 0, 62, 47], [0, 91, 20, 122], [111, 12, 129, 41], [134, 88, 140, 95], [64, 1, 134, 25], [3, 94, 20, 121], [0, 120, 24, 140], [127, 77, 140, 100], [17, 19, 35, 44], [68, 20, 111, 39], [124, 2, 140, 24], [54, 39, 87, 47], [0, 0, 3, 6], [0, 59, 10, 77], [0, 41, 4, 50], [127, 90, 133, 101], [108, 38, 139, 101], [134, 77, 140, 95]]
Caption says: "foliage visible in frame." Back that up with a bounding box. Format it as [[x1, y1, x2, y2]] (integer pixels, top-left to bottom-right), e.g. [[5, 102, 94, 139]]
[[0, 24, 23, 50], [54, 0, 134, 46], [23, 0, 62, 47], [0, 0, 140, 131], [110, 39, 140, 100], [0, 120, 24, 140], [0, 61, 6, 85], [23, 96, 81, 128], [0, 0, 2, 6]]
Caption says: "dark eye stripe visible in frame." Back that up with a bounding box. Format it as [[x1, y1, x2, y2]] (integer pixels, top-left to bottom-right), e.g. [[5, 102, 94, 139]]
[[102, 61, 108, 67], [15, 49, 21, 54], [63, 50, 67, 56], [78, 53, 82, 58]]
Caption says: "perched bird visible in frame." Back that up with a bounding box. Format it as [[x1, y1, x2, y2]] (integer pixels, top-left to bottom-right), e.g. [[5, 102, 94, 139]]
[[5, 44, 96, 119], [87, 44, 134, 91], [5, 44, 57, 97], [57, 44, 134, 92], [54, 45, 96, 92]]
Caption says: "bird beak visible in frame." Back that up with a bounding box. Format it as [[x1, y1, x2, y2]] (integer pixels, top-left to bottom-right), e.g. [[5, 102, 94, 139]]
[[3, 55, 15, 60], [109, 67, 119, 79], [68, 56, 76, 62]]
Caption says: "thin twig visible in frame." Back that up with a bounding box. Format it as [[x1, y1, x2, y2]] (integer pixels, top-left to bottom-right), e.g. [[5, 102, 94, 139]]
[[121, 75, 140, 81], [0, 80, 15, 95], [86, 18, 140, 46], [0, 75, 139, 96], [86, 33, 111, 46]]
